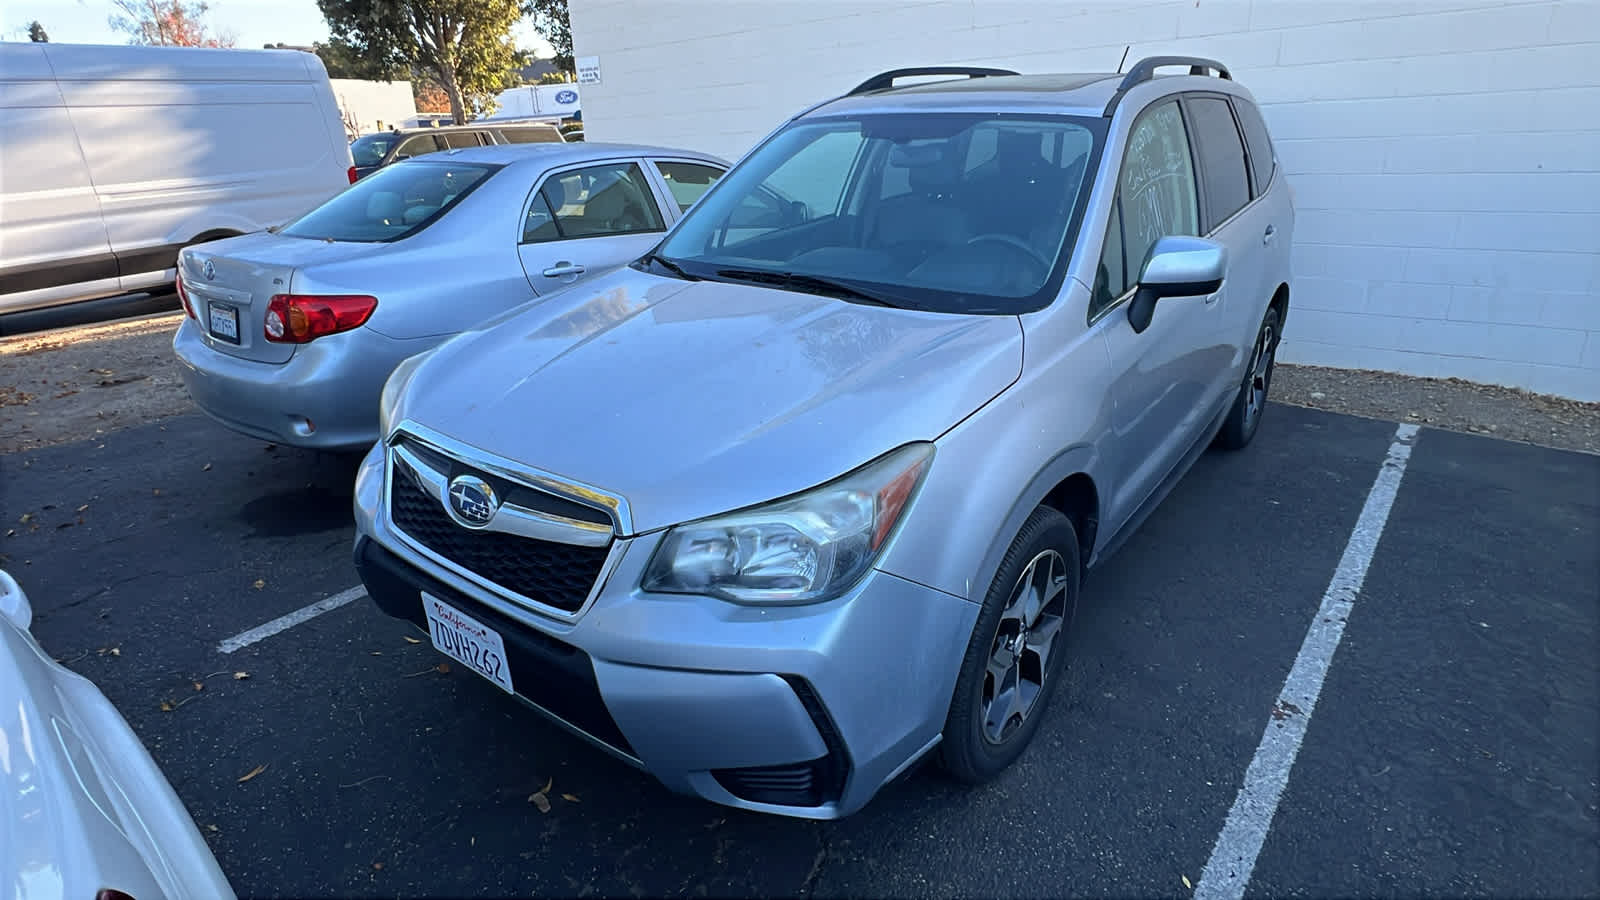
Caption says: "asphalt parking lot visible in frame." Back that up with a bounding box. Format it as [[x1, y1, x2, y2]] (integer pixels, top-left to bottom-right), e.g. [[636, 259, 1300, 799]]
[[2, 401, 1596, 898]]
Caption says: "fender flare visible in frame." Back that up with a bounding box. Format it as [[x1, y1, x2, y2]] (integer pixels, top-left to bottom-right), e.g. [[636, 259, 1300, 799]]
[[968, 443, 1101, 605]]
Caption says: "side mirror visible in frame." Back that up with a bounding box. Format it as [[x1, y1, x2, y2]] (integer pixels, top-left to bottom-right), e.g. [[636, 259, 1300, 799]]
[[1127, 236, 1227, 334]]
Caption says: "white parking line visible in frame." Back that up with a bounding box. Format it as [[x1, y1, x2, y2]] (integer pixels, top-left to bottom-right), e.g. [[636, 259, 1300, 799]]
[[217, 585, 367, 654], [1195, 422, 1420, 900]]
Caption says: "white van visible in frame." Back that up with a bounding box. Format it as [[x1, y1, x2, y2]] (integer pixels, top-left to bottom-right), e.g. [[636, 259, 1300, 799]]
[[0, 42, 354, 315]]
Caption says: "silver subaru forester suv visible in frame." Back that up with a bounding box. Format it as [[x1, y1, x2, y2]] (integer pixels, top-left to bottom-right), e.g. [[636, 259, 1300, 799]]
[[353, 57, 1294, 819]]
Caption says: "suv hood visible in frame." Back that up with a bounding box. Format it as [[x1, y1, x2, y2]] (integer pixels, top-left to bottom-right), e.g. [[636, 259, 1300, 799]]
[[399, 268, 1023, 533]]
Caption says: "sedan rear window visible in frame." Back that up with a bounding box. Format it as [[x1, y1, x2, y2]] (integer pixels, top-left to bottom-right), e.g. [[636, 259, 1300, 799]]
[[280, 161, 497, 243]]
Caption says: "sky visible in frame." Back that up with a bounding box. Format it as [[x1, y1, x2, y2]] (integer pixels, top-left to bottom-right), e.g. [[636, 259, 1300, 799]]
[[2, 0, 554, 56]]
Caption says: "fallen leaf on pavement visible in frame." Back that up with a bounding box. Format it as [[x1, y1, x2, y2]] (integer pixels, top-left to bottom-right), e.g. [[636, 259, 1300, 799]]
[[402, 635, 421, 644], [193, 681, 204, 692], [206, 824, 219, 833], [17, 514, 30, 524], [435, 662, 451, 673], [1182, 875, 1192, 890], [373, 862, 384, 871], [561, 793, 579, 803], [237, 764, 268, 783], [152, 489, 162, 496], [528, 777, 554, 813], [159, 700, 174, 712], [233, 671, 250, 680], [76, 504, 89, 512], [252, 579, 265, 589], [202, 463, 212, 471]]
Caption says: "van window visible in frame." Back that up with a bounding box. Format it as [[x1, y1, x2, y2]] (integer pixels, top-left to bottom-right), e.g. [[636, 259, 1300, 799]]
[[280, 161, 497, 242]]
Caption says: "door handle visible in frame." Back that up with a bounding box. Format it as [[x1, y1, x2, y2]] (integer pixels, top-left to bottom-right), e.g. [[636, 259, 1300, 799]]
[[1263, 225, 1277, 246], [542, 262, 585, 278]]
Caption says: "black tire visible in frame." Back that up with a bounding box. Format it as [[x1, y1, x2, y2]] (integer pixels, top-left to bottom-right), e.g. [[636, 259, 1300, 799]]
[[1216, 305, 1281, 451], [939, 506, 1080, 783]]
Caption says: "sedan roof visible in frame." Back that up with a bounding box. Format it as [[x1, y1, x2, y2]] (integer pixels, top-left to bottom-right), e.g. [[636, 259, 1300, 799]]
[[399, 142, 730, 170]]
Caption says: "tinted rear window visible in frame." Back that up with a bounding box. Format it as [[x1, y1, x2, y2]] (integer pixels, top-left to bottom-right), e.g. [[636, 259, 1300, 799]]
[[280, 161, 497, 242], [1232, 98, 1277, 194], [500, 126, 564, 144], [350, 134, 398, 167], [1187, 97, 1251, 231]]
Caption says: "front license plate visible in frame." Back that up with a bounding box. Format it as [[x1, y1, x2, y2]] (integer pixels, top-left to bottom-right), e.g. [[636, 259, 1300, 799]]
[[422, 593, 514, 694], [207, 302, 240, 343]]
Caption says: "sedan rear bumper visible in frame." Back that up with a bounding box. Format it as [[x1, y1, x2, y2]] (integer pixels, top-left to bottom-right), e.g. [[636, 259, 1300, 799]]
[[173, 318, 436, 451]]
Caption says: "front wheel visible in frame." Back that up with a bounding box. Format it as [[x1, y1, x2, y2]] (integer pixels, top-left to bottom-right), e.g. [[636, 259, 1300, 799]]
[[939, 506, 1080, 783], [1216, 305, 1281, 451]]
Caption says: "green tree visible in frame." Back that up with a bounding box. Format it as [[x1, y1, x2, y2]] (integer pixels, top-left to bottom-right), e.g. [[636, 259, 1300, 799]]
[[311, 37, 401, 80], [27, 20, 48, 41], [529, 0, 571, 73], [317, 0, 528, 125]]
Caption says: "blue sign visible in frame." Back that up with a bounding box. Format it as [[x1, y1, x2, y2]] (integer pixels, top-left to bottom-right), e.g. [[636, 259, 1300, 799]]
[[555, 89, 578, 105]]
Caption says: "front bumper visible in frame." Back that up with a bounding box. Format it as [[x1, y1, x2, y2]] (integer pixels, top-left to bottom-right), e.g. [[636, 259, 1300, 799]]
[[173, 318, 437, 451], [352, 443, 978, 819]]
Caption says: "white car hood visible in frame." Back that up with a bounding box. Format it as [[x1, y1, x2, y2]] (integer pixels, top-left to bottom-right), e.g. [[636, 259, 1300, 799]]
[[0, 572, 235, 900]]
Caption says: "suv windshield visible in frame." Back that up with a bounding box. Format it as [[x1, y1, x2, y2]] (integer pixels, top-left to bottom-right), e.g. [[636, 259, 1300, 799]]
[[651, 113, 1103, 313], [350, 133, 400, 167], [281, 161, 497, 243]]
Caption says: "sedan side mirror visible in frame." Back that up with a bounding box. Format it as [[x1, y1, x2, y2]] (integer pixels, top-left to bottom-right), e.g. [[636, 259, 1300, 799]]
[[1127, 236, 1227, 334]]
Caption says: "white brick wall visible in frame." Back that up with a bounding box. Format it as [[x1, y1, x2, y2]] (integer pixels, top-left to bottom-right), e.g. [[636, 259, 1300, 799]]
[[570, 0, 1600, 400]]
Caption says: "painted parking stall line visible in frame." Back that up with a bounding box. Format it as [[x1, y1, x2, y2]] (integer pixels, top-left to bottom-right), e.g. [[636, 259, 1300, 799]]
[[217, 585, 367, 653], [1195, 423, 1421, 900]]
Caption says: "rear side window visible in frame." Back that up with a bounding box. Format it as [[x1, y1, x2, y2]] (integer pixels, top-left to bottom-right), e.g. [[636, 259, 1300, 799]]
[[281, 162, 495, 242], [526, 162, 666, 242], [1232, 99, 1277, 194], [1187, 97, 1251, 231], [442, 131, 482, 149], [500, 126, 564, 144], [395, 135, 441, 161]]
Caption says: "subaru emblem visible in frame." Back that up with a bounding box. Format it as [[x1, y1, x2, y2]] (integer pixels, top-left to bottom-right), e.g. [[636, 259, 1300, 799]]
[[446, 475, 498, 528], [202, 259, 216, 280]]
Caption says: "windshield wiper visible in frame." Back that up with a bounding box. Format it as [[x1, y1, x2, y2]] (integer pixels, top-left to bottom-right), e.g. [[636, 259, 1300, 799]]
[[639, 252, 699, 281], [714, 268, 901, 308]]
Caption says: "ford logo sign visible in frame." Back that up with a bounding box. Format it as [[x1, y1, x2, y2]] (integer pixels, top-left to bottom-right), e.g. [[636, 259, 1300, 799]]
[[555, 89, 578, 104]]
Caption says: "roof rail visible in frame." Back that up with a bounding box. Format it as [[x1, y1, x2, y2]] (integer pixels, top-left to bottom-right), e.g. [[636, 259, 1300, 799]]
[[1103, 55, 1231, 116], [846, 66, 1020, 97]]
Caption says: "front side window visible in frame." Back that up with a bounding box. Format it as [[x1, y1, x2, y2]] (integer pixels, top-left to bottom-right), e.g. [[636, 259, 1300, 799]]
[[1092, 100, 1199, 315], [654, 161, 726, 212], [280, 161, 496, 242], [1188, 97, 1251, 231], [523, 161, 665, 243], [650, 113, 1103, 314]]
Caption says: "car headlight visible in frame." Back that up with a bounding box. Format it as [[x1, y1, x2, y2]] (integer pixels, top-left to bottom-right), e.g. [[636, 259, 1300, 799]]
[[642, 443, 933, 605], [378, 351, 430, 438]]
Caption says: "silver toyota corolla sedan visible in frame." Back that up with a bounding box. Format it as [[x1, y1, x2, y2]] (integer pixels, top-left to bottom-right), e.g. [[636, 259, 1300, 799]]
[[354, 58, 1293, 819], [172, 143, 729, 450]]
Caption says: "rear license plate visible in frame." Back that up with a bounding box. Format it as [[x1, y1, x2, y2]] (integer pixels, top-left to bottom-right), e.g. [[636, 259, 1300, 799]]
[[422, 593, 514, 694], [207, 302, 240, 343]]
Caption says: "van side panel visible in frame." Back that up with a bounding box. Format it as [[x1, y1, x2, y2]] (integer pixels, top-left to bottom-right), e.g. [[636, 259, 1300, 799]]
[[0, 44, 120, 311], [0, 44, 353, 313]]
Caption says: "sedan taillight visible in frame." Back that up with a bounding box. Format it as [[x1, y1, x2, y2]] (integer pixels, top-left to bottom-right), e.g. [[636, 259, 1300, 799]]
[[175, 270, 196, 319], [264, 294, 377, 344]]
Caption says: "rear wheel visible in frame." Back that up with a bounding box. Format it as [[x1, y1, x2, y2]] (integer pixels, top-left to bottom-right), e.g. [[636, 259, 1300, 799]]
[[939, 506, 1079, 782], [1216, 305, 1280, 450]]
